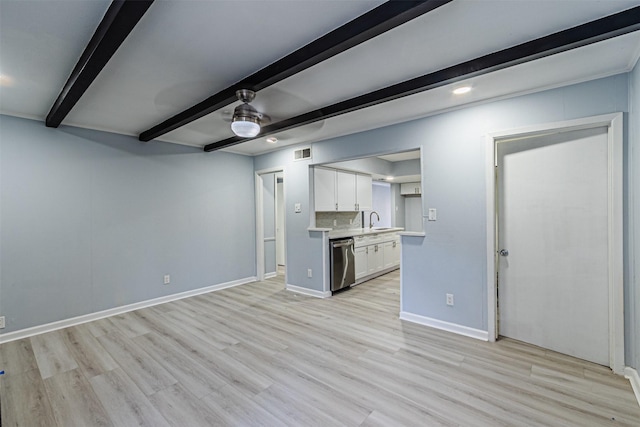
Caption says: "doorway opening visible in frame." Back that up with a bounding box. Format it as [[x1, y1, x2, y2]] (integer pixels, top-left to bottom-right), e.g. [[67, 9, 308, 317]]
[[486, 113, 624, 373], [312, 148, 422, 301], [256, 167, 286, 286], [319, 149, 423, 233]]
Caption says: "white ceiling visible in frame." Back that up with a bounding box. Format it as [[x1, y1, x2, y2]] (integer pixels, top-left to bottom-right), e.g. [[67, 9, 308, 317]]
[[1, 0, 639, 156]]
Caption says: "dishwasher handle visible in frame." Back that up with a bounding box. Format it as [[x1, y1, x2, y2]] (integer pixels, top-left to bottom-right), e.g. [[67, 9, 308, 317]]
[[332, 239, 354, 248]]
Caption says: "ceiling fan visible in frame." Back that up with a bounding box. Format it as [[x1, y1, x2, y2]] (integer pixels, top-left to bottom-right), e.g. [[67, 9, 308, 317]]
[[229, 89, 270, 138]]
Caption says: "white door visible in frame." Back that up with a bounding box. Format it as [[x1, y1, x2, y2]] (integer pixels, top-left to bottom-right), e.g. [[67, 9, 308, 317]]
[[497, 126, 609, 365], [262, 173, 277, 277]]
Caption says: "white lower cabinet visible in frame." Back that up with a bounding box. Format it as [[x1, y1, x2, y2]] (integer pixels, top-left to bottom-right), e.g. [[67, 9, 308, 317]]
[[353, 232, 400, 284], [354, 246, 368, 280], [383, 239, 400, 269], [367, 244, 384, 275]]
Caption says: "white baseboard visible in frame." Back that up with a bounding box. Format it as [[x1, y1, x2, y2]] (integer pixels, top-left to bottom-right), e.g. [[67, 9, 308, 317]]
[[0, 276, 257, 344], [264, 272, 277, 279], [286, 284, 332, 298], [400, 311, 489, 341], [624, 367, 640, 408]]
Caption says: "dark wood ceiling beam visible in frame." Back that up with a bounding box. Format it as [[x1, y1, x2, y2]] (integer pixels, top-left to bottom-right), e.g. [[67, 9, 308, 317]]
[[139, 0, 453, 142], [46, 0, 154, 128], [204, 6, 640, 152]]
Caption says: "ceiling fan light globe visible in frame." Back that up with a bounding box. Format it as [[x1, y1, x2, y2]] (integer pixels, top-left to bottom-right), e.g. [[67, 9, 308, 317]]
[[231, 118, 260, 138]]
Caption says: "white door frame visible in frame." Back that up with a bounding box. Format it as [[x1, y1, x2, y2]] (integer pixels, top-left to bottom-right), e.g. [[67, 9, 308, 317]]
[[255, 167, 286, 284], [485, 113, 624, 374], [276, 173, 285, 266]]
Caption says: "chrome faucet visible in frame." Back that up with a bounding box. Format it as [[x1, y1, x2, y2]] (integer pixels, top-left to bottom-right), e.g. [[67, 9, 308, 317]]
[[369, 211, 380, 229]]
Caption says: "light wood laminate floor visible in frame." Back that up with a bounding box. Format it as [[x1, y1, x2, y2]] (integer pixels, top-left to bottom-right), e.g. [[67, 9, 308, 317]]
[[1, 271, 639, 426]]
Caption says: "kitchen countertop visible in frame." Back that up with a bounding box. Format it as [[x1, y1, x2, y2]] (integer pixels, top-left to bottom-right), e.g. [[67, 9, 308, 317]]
[[328, 227, 404, 239]]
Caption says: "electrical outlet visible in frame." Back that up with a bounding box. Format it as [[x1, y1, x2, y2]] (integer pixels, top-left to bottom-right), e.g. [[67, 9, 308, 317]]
[[333, 219, 337, 226], [307, 269, 312, 278], [0, 316, 5, 329], [446, 293, 454, 306], [164, 275, 171, 285]]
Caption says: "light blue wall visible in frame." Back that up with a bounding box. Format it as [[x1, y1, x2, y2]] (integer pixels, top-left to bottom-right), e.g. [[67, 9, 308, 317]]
[[403, 196, 422, 232], [630, 60, 640, 370], [255, 74, 631, 340], [371, 182, 391, 227], [391, 183, 404, 228], [254, 150, 324, 290], [392, 159, 420, 177], [326, 157, 392, 176], [0, 115, 256, 333]]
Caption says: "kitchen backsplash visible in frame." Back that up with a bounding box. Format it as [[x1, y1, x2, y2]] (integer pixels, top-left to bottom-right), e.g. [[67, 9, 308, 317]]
[[316, 211, 362, 230]]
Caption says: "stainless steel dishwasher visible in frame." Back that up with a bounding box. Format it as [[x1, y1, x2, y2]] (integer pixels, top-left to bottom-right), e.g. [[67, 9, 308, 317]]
[[330, 238, 355, 292]]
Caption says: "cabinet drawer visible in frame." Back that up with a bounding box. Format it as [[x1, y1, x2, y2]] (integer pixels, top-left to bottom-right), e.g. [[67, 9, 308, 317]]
[[354, 235, 369, 248]]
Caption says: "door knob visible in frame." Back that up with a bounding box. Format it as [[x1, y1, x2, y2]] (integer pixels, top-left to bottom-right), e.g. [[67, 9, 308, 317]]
[[499, 249, 509, 256]]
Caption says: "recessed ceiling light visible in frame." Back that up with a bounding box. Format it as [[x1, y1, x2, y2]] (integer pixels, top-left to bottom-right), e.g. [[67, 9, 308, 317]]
[[266, 137, 278, 144], [0, 74, 14, 87], [453, 86, 471, 95], [386, 176, 394, 181]]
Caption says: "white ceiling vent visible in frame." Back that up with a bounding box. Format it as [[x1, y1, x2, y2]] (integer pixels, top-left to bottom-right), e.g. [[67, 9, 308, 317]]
[[293, 147, 312, 161]]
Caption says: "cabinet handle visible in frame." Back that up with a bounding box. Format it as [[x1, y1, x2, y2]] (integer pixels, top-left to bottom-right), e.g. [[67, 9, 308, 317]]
[[366, 247, 368, 254], [335, 203, 338, 211], [356, 203, 359, 211], [393, 241, 396, 248]]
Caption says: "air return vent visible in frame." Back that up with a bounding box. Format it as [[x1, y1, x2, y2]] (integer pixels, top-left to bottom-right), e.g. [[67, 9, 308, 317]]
[[293, 147, 311, 161]]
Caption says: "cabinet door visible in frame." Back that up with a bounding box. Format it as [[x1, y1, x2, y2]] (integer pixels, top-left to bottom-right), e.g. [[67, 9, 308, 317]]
[[385, 238, 401, 267], [354, 246, 368, 280], [393, 239, 401, 266], [356, 174, 372, 211], [314, 168, 336, 211], [400, 182, 422, 195], [374, 244, 384, 272], [383, 241, 395, 269], [336, 170, 357, 211], [367, 244, 384, 274]]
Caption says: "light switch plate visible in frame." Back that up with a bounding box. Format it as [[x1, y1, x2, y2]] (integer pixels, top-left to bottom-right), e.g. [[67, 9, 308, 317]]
[[294, 203, 301, 213], [428, 208, 437, 221]]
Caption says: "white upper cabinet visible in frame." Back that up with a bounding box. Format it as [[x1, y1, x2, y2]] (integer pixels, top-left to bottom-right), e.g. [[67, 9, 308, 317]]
[[314, 167, 372, 212], [336, 170, 357, 211], [400, 182, 422, 195], [314, 167, 337, 211], [356, 174, 372, 211]]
